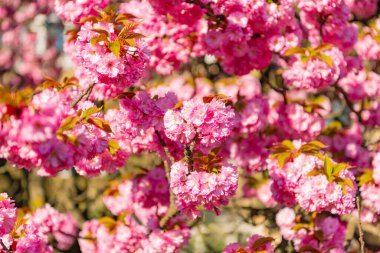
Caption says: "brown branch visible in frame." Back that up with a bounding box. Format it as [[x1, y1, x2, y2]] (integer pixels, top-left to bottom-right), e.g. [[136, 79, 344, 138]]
[[334, 84, 363, 123], [155, 130, 175, 166], [1, 240, 11, 253], [154, 131, 179, 229], [266, 80, 288, 104], [71, 83, 95, 108], [356, 195, 365, 253], [58, 229, 95, 241]]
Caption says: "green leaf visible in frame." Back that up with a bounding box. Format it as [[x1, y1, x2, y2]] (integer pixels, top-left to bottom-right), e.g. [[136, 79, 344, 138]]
[[118, 21, 142, 35], [300, 54, 309, 64], [56, 133, 78, 146], [114, 13, 137, 24], [292, 223, 310, 231], [90, 34, 108, 46], [57, 116, 80, 133], [91, 28, 109, 37], [119, 33, 145, 39], [81, 106, 103, 121], [98, 217, 117, 232], [173, 101, 183, 110], [108, 41, 121, 58], [307, 141, 327, 149], [87, 117, 113, 133], [324, 155, 334, 182], [284, 47, 306, 56], [332, 163, 350, 177], [357, 169, 375, 186], [337, 181, 347, 195], [281, 140, 295, 150], [313, 43, 334, 53], [319, 54, 333, 68], [373, 35, 380, 43], [108, 139, 120, 155], [277, 152, 291, 168], [251, 237, 274, 250], [307, 169, 323, 177]]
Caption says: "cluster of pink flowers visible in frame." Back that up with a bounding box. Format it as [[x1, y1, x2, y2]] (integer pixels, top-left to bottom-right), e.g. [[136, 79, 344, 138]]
[[201, 0, 295, 75], [164, 97, 235, 148], [344, 0, 379, 18], [3, 0, 380, 251], [170, 161, 238, 219], [283, 47, 346, 90], [355, 18, 380, 60], [79, 216, 190, 253], [320, 122, 371, 168], [339, 69, 380, 101], [0, 193, 17, 237], [276, 207, 347, 252], [148, 0, 203, 26], [55, 0, 110, 23], [71, 20, 149, 99], [296, 0, 358, 51], [119, 0, 205, 75], [80, 167, 190, 253], [268, 141, 356, 214], [0, 193, 76, 253], [276, 102, 325, 140], [230, 135, 273, 174], [0, 87, 121, 176], [26, 204, 78, 251], [223, 234, 274, 253], [103, 167, 169, 221]]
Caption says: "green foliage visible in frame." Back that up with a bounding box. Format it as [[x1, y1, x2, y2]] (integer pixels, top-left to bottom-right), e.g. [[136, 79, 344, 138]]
[[284, 44, 334, 67], [270, 140, 326, 168]]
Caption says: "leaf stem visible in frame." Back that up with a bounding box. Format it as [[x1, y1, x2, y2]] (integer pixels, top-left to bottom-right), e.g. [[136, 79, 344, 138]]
[[155, 130, 175, 166], [356, 195, 365, 253], [71, 83, 95, 108]]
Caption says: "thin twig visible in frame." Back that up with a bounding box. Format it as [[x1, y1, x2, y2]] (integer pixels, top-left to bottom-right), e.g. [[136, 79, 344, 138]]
[[58, 229, 95, 241], [356, 195, 365, 253], [154, 131, 178, 229], [335, 84, 363, 123], [71, 83, 95, 108], [155, 130, 175, 166], [265, 79, 288, 104], [1, 240, 11, 253]]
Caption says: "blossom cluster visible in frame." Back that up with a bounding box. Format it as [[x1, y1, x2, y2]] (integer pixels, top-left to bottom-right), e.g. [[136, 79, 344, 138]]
[[276, 207, 347, 252], [268, 141, 356, 215], [2, 0, 380, 252], [81, 168, 190, 253], [0, 193, 77, 253], [170, 161, 238, 219]]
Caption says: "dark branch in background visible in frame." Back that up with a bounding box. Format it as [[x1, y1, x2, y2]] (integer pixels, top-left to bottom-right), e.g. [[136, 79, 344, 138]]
[[334, 84, 363, 123], [58, 229, 95, 241], [186, 0, 226, 26], [71, 83, 95, 108], [155, 130, 175, 166], [356, 195, 365, 253], [154, 130, 179, 229], [264, 78, 288, 104], [1, 240, 11, 253]]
